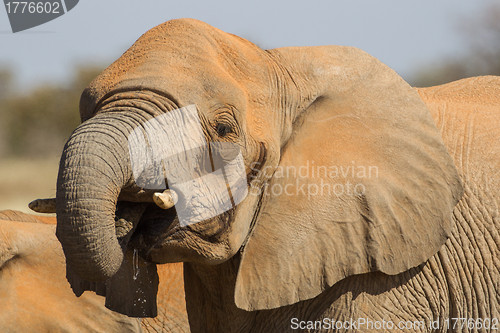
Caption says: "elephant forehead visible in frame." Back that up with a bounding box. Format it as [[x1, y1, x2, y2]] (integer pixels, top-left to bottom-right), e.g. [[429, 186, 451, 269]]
[[89, 47, 223, 98], [84, 19, 270, 112], [131, 18, 269, 80], [110, 68, 247, 107]]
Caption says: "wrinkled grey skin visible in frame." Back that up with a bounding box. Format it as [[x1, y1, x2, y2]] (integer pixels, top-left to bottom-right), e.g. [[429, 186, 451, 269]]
[[55, 18, 499, 332]]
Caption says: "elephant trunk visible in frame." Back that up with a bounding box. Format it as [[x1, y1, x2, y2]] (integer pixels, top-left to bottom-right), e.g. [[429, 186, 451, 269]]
[[56, 112, 135, 282]]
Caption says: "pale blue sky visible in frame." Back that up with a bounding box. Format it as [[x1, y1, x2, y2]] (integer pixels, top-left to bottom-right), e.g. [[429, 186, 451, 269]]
[[0, 0, 495, 89]]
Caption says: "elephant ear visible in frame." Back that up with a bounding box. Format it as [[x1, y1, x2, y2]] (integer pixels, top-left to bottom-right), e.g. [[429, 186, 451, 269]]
[[234, 46, 463, 311]]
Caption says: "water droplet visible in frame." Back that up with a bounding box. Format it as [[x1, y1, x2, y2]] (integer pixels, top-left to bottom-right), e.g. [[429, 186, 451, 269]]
[[133, 248, 139, 280]]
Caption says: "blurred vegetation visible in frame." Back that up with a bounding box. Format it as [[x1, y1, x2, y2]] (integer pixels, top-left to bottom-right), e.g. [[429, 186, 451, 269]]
[[0, 65, 103, 159], [0, 65, 104, 211], [411, 3, 500, 87]]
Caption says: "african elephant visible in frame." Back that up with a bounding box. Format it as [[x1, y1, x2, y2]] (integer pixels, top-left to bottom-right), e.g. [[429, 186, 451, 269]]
[[49, 19, 498, 332], [0, 210, 189, 332]]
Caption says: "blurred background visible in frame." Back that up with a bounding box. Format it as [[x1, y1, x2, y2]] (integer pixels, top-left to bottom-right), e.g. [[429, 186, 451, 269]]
[[0, 0, 499, 213]]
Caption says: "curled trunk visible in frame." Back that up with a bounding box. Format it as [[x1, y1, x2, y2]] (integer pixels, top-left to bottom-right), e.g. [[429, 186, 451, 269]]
[[56, 112, 134, 281]]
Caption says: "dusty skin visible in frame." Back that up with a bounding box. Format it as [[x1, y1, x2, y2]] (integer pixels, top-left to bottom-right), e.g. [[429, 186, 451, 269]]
[[23, 18, 498, 332], [0, 210, 189, 332]]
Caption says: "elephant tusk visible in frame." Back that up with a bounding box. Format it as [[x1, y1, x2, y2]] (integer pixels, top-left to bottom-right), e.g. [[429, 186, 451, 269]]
[[28, 198, 56, 214], [153, 190, 178, 210]]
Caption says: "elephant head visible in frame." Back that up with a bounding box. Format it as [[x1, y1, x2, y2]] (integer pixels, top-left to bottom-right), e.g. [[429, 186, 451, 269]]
[[54, 19, 463, 316]]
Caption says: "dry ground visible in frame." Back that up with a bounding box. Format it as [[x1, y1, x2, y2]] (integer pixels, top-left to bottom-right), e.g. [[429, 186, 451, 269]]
[[0, 157, 59, 214]]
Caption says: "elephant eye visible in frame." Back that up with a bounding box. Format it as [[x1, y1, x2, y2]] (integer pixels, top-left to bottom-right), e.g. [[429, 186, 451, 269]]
[[215, 123, 233, 137]]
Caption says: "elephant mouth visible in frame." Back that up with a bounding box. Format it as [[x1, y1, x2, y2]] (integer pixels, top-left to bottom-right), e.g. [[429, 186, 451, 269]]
[[114, 191, 234, 263], [114, 141, 267, 263]]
